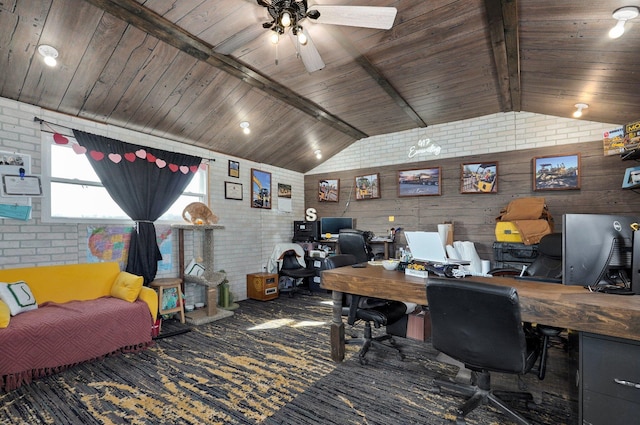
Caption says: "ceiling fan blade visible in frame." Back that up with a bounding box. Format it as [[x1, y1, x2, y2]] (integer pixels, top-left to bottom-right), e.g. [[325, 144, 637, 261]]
[[214, 24, 266, 55], [288, 29, 325, 73], [311, 6, 397, 30]]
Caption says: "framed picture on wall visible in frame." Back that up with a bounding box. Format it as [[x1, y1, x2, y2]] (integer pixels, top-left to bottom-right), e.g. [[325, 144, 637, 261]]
[[318, 179, 339, 202], [460, 162, 498, 194], [398, 167, 441, 197], [228, 160, 240, 178], [251, 168, 272, 209], [224, 181, 243, 200], [533, 153, 581, 191], [355, 173, 380, 200]]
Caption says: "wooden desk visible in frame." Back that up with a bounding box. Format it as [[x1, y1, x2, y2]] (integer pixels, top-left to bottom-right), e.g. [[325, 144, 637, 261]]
[[321, 265, 640, 362]]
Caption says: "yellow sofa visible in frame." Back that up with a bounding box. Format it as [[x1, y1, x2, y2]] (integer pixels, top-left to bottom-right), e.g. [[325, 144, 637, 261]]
[[0, 262, 159, 392], [0, 262, 157, 327]]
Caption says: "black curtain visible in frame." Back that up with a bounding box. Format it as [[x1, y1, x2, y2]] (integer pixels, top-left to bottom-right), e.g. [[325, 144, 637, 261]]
[[73, 130, 202, 284]]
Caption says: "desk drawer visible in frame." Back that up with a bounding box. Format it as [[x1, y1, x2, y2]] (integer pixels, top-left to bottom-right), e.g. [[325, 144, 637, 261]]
[[581, 333, 640, 405], [582, 390, 640, 425]]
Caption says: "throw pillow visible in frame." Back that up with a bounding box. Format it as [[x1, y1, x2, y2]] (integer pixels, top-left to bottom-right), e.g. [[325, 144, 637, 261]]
[[0, 299, 10, 328], [110, 271, 144, 303], [0, 281, 38, 316]]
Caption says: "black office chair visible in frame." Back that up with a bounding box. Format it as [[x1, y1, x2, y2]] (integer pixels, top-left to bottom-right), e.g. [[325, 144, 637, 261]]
[[278, 249, 315, 297], [338, 229, 374, 263], [324, 254, 408, 365], [427, 279, 542, 425], [490, 233, 564, 380]]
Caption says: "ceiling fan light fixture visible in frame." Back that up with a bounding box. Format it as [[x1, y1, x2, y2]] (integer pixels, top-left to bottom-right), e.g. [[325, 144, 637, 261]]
[[573, 103, 588, 118], [609, 6, 639, 38], [37, 44, 59, 67], [294, 26, 307, 45], [281, 11, 292, 27], [270, 31, 280, 44], [240, 121, 251, 135], [314, 149, 322, 159]]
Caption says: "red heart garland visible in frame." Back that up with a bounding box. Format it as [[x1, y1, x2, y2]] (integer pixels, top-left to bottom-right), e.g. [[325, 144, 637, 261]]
[[179, 166, 189, 174], [199, 163, 207, 171], [146, 153, 157, 163], [124, 152, 136, 162], [72, 144, 87, 155], [168, 164, 179, 172], [90, 151, 105, 161], [53, 133, 69, 145], [190, 165, 198, 173], [108, 153, 122, 164]]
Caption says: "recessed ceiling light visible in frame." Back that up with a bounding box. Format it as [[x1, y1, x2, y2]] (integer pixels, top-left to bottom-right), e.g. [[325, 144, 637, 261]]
[[37, 45, 59, 67], [314, 149, 322, 159], [573, 103, 589, 118], [239, 121, 250, 135], [609, 6, 639, 39]]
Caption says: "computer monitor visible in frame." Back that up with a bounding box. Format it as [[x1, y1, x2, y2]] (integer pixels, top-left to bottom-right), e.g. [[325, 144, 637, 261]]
[[320, 217, 354, 237], [562, 213, 638, 290]]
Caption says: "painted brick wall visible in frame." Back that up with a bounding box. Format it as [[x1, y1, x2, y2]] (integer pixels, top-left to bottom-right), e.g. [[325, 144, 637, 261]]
[[0, 97, 304, 304], [307, 112, 617, 174]]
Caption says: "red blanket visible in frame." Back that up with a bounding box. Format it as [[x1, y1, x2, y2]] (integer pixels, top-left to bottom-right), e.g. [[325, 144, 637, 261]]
[[1, 297, 152, 390]]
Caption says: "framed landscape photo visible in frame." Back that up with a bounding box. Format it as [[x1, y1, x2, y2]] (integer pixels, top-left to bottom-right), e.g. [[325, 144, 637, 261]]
[[461, 162, 498, 194], [533, 153, 581, 191], [228, 160, 239, 178], [251, 168, 271, 209], [398, 167, 441, 197], [355, 173, 380, 200], [318, 179, 339, 202], [224, 181, 242, 200]]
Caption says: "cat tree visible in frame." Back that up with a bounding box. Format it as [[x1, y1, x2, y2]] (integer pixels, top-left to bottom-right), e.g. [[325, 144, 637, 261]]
[[171, 224, 232, 325]]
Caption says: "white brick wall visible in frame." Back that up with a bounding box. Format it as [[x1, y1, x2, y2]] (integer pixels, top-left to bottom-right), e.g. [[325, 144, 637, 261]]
[[307, 112, 619, 174], [0, 97, 304, 303]]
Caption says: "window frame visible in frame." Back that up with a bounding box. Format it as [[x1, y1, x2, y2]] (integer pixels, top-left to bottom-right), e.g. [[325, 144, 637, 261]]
[[41, 133, 208, 224]]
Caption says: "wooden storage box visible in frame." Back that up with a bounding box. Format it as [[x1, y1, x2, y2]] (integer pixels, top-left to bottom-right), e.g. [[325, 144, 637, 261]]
[[246, 273, 278, 301]]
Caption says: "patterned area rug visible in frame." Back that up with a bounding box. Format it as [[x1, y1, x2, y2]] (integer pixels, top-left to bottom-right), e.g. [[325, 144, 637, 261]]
[[0, 293, 577, 424]]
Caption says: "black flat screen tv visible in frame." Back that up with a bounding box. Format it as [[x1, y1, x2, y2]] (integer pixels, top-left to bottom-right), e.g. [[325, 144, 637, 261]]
[[562, 213, 638, 290], [320, 217, 354, 237]]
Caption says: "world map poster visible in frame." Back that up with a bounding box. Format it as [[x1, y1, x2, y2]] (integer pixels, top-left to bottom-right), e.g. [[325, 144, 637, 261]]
[[87, 225, 173, 271]]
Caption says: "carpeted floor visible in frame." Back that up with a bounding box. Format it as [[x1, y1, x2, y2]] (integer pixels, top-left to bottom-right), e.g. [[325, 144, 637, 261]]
[[0, 292, 578, 425]]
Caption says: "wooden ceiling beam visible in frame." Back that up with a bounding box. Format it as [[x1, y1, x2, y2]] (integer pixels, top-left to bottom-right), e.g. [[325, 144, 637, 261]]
[[81, 0, 368, 140], [484, 0, 521, 112], [331, 27, 428, 128]]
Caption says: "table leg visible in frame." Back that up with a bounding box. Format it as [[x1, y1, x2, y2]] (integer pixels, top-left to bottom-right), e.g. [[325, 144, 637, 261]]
[[330, 289, 345, 362]]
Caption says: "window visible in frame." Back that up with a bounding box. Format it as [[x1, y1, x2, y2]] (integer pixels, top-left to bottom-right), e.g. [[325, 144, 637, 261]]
[[43, 135, 207, 222]]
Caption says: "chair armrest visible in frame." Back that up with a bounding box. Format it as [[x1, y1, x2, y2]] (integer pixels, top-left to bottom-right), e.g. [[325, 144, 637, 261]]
[[138, 286, 159, 322]]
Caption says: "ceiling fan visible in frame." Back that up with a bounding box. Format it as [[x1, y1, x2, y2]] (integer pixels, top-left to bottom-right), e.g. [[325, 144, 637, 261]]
[[214, 0, 397, 73]]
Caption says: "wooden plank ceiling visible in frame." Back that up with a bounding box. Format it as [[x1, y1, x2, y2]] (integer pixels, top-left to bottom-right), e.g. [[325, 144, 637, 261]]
[[1, 0, 638, 173]]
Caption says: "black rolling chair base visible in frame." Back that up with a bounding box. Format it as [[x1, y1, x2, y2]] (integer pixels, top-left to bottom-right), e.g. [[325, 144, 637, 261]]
[[434, 372, 534, 425], [346, 322, 404, 365]]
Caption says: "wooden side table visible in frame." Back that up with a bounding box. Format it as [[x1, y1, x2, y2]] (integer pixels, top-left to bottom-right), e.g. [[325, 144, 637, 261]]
[[150, 278, 185, 323]]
